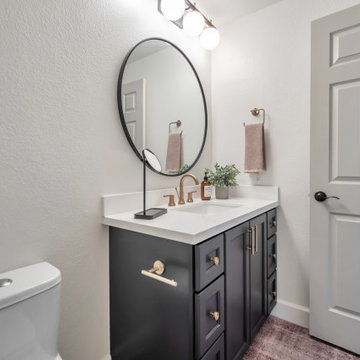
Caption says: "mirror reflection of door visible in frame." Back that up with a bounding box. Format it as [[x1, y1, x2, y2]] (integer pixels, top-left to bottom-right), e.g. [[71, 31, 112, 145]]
[[122, 79, 146, 150]]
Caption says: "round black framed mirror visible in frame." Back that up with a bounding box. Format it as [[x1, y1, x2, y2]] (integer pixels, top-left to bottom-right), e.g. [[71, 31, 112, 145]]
[[117, 38, 208, 176]]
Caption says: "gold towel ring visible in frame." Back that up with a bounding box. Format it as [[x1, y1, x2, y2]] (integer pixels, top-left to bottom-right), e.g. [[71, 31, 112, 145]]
[[169, 120, 182, 134], [243, 108, 265, 127]]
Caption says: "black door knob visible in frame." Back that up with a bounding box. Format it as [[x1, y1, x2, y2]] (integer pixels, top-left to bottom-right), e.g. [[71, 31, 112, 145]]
[[314, 191, 340, 202]]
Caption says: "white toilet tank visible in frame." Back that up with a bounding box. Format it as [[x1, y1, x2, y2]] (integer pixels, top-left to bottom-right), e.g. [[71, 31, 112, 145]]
[[0, 262, 62, 360]]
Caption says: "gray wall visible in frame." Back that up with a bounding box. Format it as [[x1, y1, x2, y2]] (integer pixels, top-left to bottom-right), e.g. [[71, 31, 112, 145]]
[[0, 1, 211, 359]]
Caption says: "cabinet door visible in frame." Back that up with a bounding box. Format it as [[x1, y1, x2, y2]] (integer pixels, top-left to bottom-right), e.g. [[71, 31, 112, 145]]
[[225, 222, 250, 360], [195, 234, 224, 292], [249, 214, 267, 342], [267, 271, 277, 315], [201, 333, 225, 360], [195, 276, 225, 359], [110, 227, 194, 360], [267, 208, 277, 238], [267, 235, 277, 277]]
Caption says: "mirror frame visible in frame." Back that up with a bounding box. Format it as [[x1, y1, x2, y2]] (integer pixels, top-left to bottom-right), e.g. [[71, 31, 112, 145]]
[[117, 37, 208, 177], [143, 148, 162, 173]]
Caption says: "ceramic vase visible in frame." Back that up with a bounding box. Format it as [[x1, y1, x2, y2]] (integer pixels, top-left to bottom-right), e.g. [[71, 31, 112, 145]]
[[215, 186, 229, 199]]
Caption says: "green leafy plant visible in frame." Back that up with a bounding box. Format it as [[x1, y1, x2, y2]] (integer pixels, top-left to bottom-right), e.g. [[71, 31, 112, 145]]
[[206, 163, 240, 187], [176, 163, 189, 174]]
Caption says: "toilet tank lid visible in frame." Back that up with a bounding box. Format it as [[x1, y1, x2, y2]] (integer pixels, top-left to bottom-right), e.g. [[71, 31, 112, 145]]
[[0, 262, 61, 310]]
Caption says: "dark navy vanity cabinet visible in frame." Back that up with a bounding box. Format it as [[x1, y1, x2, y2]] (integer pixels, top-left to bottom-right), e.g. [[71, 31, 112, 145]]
[[109, 209, 277, 360]]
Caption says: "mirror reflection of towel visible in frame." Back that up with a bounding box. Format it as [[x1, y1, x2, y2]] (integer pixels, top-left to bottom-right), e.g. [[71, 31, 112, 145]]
[[166, 132, 183, 172], [244, 123, 266, 173]]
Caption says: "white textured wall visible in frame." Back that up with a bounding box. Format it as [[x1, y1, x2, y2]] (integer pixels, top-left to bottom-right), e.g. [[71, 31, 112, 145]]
[[211, 0, 360, 326], [0, 1, 211, 359]]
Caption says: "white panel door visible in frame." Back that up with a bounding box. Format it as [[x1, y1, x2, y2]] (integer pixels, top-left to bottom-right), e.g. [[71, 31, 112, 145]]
[[122, 79, 146, 150], [310, 5, 360, 354]]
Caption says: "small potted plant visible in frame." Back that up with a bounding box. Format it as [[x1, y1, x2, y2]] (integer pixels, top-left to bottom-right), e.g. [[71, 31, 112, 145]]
[[206, 163, 240, 199]]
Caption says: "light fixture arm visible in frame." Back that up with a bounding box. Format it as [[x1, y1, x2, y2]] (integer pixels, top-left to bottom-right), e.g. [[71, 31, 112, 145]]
[[188, 2, 217, 29]]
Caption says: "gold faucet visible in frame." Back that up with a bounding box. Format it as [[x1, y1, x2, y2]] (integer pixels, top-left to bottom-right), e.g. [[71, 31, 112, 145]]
[[178, 174, 199, 205]]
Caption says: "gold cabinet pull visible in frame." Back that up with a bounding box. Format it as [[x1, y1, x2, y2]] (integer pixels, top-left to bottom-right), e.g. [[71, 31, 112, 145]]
[[210, 311, 220, 321], [272, 291, 277, 298], [255, 225, 258, 253], [247, 227, 255, 255], [210, 256, 220, 266], [141, 261, 178, 287], [247, 228, 254, 255], [272, 219, 277, 226], [251, 226, 255, 255], [272, 253, 277, 260]]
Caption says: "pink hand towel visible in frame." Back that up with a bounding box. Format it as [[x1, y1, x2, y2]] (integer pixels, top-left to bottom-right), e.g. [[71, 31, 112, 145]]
[[244, 123, 266, 173], [165, 132, 183, 172]]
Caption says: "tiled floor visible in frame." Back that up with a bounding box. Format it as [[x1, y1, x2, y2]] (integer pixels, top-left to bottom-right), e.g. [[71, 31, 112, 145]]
[[243, 316, 360, 360]]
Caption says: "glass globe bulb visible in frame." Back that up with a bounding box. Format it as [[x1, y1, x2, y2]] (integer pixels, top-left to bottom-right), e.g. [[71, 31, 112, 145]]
[[200, 27, 220, 50], [160, 0, 185, 21], [183, 11, 205, 37]]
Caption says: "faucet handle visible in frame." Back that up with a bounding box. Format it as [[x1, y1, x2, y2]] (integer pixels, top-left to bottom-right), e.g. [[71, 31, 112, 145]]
[[187, 191, 197, 203], [163, 194, 176, 207]]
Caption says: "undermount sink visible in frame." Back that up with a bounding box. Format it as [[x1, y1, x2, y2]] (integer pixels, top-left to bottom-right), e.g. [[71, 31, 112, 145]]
[[174, 203, 242, 215]]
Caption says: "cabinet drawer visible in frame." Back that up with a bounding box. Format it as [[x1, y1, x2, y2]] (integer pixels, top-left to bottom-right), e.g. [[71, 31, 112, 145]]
[[200, 333, 225, 360], [267, 271, 277, 315], [267, 209, 277, 238], [195, 234, 224, 292], [267, 235, 277, 277], [195, 276, 225, 358]]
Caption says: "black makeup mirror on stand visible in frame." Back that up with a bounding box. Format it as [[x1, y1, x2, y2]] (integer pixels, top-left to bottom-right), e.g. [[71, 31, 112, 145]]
[[134, 149, 168, 220]]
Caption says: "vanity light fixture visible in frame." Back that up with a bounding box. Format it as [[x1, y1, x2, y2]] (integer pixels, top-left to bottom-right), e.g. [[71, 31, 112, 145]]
[[160, 0, 185, 21], [158, 0, 220, 50], [200, 22, 220, 50], [183, 9, 204, 36]]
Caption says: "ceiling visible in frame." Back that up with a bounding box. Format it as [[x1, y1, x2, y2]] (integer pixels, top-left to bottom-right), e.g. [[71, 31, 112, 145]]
[[196, 0, 283, 27]]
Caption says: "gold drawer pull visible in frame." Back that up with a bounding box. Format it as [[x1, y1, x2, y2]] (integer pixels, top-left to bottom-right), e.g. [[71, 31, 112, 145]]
[[210, 256, 220, 266], [210, 311, 220, 321], [272, 253, 277, 260], [141, 260, 178, 287], [272, 291, 277, 298], [272, 219, 277, 226]]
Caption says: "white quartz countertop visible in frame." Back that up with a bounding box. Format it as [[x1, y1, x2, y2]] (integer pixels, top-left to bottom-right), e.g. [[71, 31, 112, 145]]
[[102, 186, 279, 245]]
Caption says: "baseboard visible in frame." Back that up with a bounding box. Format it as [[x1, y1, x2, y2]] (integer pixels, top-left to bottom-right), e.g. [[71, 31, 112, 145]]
[[271, 299, 309, 328]]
